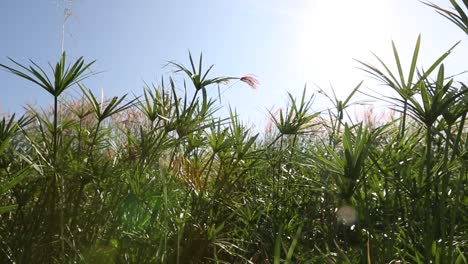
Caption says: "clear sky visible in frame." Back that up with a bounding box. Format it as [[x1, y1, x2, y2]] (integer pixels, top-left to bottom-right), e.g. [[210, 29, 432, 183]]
[[1, 0, 467, 128]]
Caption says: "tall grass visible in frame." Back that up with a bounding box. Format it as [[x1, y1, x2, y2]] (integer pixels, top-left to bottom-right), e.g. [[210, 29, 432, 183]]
[[0, 2, 467, 263]]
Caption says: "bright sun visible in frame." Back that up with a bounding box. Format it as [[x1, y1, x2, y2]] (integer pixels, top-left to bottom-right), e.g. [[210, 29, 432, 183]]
[[295, 0, 393, 92]]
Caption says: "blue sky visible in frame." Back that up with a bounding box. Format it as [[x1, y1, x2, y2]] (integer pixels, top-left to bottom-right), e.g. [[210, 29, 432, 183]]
[[1, 0, 467, 127]]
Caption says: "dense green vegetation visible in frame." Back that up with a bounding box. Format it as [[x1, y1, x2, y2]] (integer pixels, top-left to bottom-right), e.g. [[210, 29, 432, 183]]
[[0, 1, 467, 263]]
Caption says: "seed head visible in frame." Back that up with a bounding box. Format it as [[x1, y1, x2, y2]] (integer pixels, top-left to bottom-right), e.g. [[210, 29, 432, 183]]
[[240, 74, 259, 90]]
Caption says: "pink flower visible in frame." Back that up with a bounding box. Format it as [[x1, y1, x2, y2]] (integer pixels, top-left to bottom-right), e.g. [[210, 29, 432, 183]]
[[240, 74, 259, 90]]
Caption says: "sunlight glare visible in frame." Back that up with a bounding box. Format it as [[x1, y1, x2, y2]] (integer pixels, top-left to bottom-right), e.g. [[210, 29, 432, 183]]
[[295, 0, 393, 93]]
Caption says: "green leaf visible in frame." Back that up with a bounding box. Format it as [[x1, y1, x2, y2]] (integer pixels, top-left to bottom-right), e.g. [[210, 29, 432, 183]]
[[0, 204, 18, 214], [0, 167, 30, 194]]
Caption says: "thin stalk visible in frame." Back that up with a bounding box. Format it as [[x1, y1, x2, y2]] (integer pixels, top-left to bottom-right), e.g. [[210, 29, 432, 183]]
[[53, 95, 65, 254], [451, 113, 466, 161], [200, 153, 216, 193], [439, 125, 452, 261], [328, 114, 337, 147], [88, 120, 102, 158], [394, 99, 408, 230], [399, 100, 408, 141], [423, 124, 434, 261], [424, 125, 433, 186], [276, 136, 284, 201], [333, 111, 343, 149], [162, 169, 169, 264], [53, 96, 58, 163], [289, 134, 298, 159], [77, 118, 83, 159]]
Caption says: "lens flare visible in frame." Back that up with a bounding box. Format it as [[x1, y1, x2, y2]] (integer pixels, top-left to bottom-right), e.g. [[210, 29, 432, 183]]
[[336, 205, 358, 225]]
